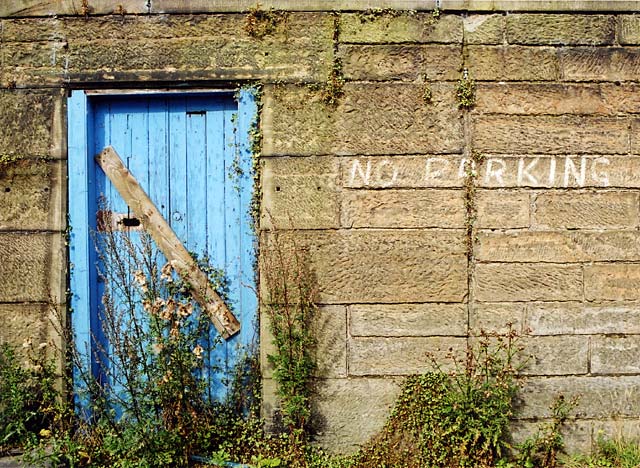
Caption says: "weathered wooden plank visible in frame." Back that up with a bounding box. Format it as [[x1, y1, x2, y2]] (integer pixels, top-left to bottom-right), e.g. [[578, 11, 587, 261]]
[[169, 98, 188, 243], [95, 146, 241, 339], [148, 99, 170, 221], [185, 103, 207, 255]]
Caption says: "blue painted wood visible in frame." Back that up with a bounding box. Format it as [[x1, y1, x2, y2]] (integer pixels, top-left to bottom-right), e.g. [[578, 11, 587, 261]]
[[148, 99, 170, 220], [186, 104, 207, 255], [68, 91, 92, 416], [235, 88, 260, 359], [69, 90, 258, 404], [223, 104, 241, 389]]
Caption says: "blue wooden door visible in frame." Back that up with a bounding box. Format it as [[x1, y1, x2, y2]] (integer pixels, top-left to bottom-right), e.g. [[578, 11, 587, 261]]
[[68, 90, 257, 401]]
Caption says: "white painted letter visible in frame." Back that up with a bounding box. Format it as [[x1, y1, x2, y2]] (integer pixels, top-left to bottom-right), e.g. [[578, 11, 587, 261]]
[[458, 158, 476, 178], [484, 158, 506, 186], [548, 157, 557, 186], [350, 159, 371, 186], [563, 157, 586, 187], [517, 158, 539, 186], [425, 157, 450, 181], [376, 159, 398, 188], [591, 157, 610, 187]]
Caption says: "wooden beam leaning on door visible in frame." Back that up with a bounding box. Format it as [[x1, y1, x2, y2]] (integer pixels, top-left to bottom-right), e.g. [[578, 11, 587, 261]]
[[95, 146, 241, 339]]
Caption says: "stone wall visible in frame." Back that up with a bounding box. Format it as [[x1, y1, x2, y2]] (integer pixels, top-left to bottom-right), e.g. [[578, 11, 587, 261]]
[[2, 0, 640, 455]]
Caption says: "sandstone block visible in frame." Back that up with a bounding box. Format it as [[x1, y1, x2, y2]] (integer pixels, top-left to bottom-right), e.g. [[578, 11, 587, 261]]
[[0, 233, 63, 302], [311, 378, 400, 454], [348, 336, 467, 376], [261, 377, 279, 429], [4, 13, 328, 42], [4, 41, 68, 69], [464, 14, 504, 44], [467, 45, 559, 81], [519, 336, 589, 376], [630, 119, 640, 155], [18, 13, 328, 84], [533, 191, 639, 230], [0, 303, 50, 359], [476, 190, 530, 229], [340, 189, 465, 229], [518, 376, 640, 420], [282, 229, 467, 303], [592, 336, 640, 375], [560, 47, 640, 81], [262, 85, 336, 157], [260, 305, 347, 379], [341, 44, 461, 81], [340, 13, 462, 44], [619, 15, 640, 45], [0, 91, 57, 157], [0, 159, 64, 231], [2, 41, 69, 87], [475, 263, 582, 302], [585, 264, 640, 301], [526, 302, 640, 336], [475, 83, 640, 115], [470, 302, 526, 334], [259, 316, 276, 378], [264, 83, 463, 156], [477, 231, 640, 263], [591, 419, 640, 445], [506, 14, 615, 45], [65, 37, 331, 83], [334, 83, 463, 156], [313, 306, 348, 378], [341, 155, 464, 189], [0, 0, 147, 16], [349, 303, 467, 337], [262, 156, 339, 229], [473, 116, 630, 154], [510, 420, 592, 455]]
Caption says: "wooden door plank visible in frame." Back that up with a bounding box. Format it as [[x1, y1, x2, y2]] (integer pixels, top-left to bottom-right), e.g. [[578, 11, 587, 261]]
[[68, 91, 92, 359], [186, 100, 207, 255], [129, 98, 150, 197], [205, 105, 227, 278], [95, 146, 241, 339], [236, 88, 260, 331], [169, 98, 188, 242], [108, 101, 132, 216], [223, 105, 242, 320], [148, 99, 170, 221]]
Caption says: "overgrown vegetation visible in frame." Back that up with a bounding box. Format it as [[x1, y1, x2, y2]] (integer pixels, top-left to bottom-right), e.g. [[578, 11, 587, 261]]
[[565, 436, 640, 468], [245, 84, 264, 231], [420, 73, 433, 105], [0, 153, 20, 171], [23, 225, 243, 467], [0, 341, 63, 455], [350, 328, 521, 468], [320, 13, 345, 106], [244, 4, 289, 39], [515, 395, 579, 468], [456, 68, 476, 109], [0, 221, 620, 467], [2, 293, 637, 468], [261, 229, 317, 441], [463, 149, 486, 258]]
